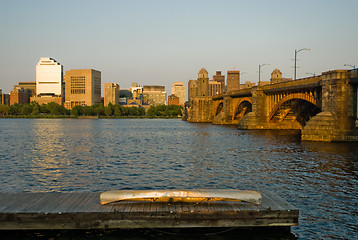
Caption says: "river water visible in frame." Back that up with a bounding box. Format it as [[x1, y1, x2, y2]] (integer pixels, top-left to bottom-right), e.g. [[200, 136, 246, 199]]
[[0, 118, 357, 240]]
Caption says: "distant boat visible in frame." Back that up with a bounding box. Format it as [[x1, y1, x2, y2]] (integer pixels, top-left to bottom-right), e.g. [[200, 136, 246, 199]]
[[100, 189, 262, 205]]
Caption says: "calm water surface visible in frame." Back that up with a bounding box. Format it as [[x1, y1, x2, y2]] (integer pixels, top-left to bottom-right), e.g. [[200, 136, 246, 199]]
[[0, 118, 357, 240]]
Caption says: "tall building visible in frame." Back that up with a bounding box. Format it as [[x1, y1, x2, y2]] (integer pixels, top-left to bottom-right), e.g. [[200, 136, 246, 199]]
[[10, 87, 30, 105], [142, 85, 166, 106], [0, 90, 10, 106], [31, 57, 64, 105], [64, 69, 101, 109], [197, 67, 209, 97], [209, 80, 223, 96], [171, 82, 185, 106], [104, 83, 120, 106], [227, 70, 240, 92], [15, 82, 36, 97], [36, 57, 63, 96], [212, 71, 225, 93]]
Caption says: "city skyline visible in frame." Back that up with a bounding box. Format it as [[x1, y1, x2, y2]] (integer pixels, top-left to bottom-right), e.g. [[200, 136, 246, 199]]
[[1, 0, 357, 95]]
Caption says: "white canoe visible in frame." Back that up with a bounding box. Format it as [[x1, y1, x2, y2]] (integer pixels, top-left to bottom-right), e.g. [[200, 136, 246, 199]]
[[100, 189, 262, 205]]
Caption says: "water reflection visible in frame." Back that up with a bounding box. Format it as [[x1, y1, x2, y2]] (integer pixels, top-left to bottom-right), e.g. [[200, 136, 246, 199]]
[[0, 119, 357, 239]]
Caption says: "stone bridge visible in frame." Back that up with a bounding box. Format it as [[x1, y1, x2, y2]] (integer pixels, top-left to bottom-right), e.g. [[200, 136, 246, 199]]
[[185, 69, 358, 141]]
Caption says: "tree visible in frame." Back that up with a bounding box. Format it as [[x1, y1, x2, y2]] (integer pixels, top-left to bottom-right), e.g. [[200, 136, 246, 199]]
[[104, 105, 113, 116], [21, 104, 32, 115], [113, 105, 122, 116], [82, 105, 93, 116], [0, 105, 10, 116], [32, 105, 40, 115], [71, 105, 82, 116], [93, 104, 105, 116], [46, 102, 62, 115], [121, 106, 129, 116], [40, 104, 49, 114], [9, 104, 21, 115], [128, 106, 139, 116], [138, 106, 146, 116], [30, 102, 40, 115], [147, 106, 155, 116]]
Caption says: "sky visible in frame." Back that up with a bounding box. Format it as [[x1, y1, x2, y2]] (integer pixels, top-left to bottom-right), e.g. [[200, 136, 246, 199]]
[[1, 0, 357, 97]]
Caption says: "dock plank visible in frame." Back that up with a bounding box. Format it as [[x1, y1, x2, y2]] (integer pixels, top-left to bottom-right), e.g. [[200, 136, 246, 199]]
[[0, 191, 299, 230]]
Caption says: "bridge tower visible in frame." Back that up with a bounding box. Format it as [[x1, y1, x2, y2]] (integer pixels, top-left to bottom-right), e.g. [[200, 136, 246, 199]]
[[197, 67, 209, 97]]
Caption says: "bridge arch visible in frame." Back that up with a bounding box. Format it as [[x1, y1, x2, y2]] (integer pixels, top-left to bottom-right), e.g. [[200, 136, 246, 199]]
[[233, 97, 252, 121], [268, 93, 321, 126], [214, 100, 224, 116]]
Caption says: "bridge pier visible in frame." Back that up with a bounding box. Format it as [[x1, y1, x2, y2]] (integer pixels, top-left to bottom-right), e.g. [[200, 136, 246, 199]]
[[186, 97, 214, 123], [213, 95, 236, 125], [302, 70, 358, 141]]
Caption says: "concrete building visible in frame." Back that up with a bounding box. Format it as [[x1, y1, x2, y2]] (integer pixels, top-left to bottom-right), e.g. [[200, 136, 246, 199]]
[[209, 80, 223, 96], [31, 58, 64, 105], [212, 71, 225, 93], [168, 94, 180, 106], [64, 69, 101, 109], [0, 90, 10, 105], [142, 85, 166, 106], [104, 83, 120, 106], [36, 57, 63, 96], [171, 82, 185, 106], [130, 83, 143, 100], [15, 82, 36, 97], [10, 87, 30, 105], [227, 70, 240, 92]]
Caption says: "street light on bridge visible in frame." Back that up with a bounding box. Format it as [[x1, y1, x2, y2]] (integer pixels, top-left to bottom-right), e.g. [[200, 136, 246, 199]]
[[258, 64, 269, 86], [240, 72, 247, 83], [344, 64, 356, 70], [306, 72, 316, 77], [294, 48, 310, 80]]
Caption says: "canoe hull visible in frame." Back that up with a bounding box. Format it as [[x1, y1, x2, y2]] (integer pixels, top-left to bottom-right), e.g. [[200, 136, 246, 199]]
[[100, 189, 262, 205]]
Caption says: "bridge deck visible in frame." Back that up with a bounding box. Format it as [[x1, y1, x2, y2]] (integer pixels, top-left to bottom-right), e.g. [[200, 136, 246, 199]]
[[0, 191, 298, 230]]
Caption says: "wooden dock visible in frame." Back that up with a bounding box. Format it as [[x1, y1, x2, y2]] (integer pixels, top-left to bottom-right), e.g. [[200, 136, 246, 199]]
[[0, 191, 298, 230]]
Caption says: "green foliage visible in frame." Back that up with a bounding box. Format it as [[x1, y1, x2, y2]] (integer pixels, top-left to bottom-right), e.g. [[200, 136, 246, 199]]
[[104, 105, 113, 116], [93, 104, 105, 116], [21, 104, 32, 115], [70, 105, 82, 116], [0, 104, 10, 116], [0, 102, 181, 118], [46, 102, 67, 115], [147, 105, 183, 117]]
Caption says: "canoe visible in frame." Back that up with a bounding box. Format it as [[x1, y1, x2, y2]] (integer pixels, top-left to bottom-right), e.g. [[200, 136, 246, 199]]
[[100, 189, 262, 205]]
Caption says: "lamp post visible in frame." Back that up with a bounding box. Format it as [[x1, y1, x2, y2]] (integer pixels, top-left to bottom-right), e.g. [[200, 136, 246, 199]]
[[344, 64, 356, 70], [294, 48, 310, 80], [258, 64, 269, 86]]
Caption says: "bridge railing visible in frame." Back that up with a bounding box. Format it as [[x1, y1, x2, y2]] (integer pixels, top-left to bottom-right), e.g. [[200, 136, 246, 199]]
[[261, 76, 322, 93]]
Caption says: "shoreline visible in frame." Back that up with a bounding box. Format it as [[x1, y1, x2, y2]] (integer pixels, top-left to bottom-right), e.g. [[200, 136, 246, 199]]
[[0, 115, 182, 119]]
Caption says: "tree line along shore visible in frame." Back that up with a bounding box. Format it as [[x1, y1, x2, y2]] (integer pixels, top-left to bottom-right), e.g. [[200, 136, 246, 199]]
[[0, 102, 183, 118]]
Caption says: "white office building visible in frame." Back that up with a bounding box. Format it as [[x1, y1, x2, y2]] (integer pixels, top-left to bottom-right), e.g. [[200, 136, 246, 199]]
[[36, 57, 63, 96]]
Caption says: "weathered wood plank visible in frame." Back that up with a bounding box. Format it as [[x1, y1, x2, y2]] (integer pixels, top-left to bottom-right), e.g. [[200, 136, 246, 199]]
[[262, 190, 297, 211], [0, 192, 298, 230]]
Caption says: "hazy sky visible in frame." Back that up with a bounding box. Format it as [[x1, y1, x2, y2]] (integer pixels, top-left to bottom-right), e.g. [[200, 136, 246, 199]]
[[1, 0, 357, 96]]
